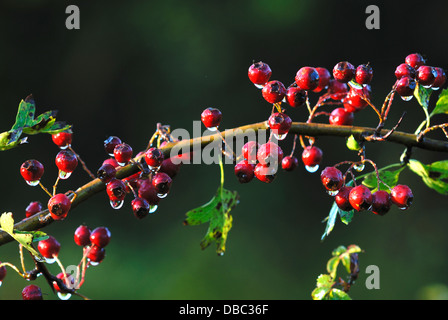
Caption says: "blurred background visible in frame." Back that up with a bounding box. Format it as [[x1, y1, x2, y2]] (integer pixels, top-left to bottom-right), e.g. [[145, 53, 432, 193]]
[[0, 0, 448, 300]]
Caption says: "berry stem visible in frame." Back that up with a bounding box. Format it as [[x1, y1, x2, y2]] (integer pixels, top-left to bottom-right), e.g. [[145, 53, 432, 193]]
[[39, 182, 52, 198], [68, 146, 96, 180]]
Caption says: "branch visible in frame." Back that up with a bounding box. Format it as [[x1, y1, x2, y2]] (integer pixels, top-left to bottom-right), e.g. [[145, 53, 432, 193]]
[[1, 120, 448, 246]]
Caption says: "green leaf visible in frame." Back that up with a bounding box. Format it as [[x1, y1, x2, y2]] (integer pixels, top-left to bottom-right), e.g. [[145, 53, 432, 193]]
[[414, 82, 433, 109], [0, 212, 14, 234], [321, 201, 338, 241], [430, 88, 448, 116], [311, 274, 335, 300], [184, 186, 239, 255], [346, 135, 361, 151], [326, 256, 340, 279], [362, 167, 405, 192], [328, 288, 352, 300], [408, 159, 448, 195]]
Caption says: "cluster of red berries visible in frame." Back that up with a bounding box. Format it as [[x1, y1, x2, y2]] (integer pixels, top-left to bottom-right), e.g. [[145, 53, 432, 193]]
[[394, 53, 446, 100], [74, 225, 111, 264], [320, 166, 414, 215]]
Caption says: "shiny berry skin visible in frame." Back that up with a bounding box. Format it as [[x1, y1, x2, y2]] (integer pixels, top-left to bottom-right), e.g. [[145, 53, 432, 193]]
[[55, 149, 78, 174], [254, 163, 277, 183], [138, 179, 161, 206], [114, 143, 133, 165], [285, 86, 306, 107], [355, 64, 373, 85], [333, 61, 355, 83], [131, 197, 151, 219], [335, 186, 353, 211], [328, 79, 349, 100], [51, 132, 72, 149], [295, 67, 320, 91], [48, 193, 71, 220], [371, 190, 392, 216], [390, 184, 413, 209], [313, 67, 331, 93], [104, 136, 122, 155], [152, 172, 173, 196], [405, 53, 426, 69], [53, 272, 75, 292], [262, 80, 286, 103], [160, 157, 181, 178], [74, 225, 91, 247], [38, 235, 61, 259], [395, 63, 416, 79], [416, 66, 437, 87], [268, 112, 292, 136], [395, 77, 416, 98], [145, 147, 165, 168], [0, 261, 6, 282], [106, 178, 127, 201], [257, 142, 284, 166], [343, 86, 370, 113], [329, 107, 354, 126], [348, 185, 373, 212], [103, 158, 119, 168], [90, 227, 111, 248], [234, 160, 255, 183], [97, 163, 116, 183], [301, 146, 323, 167], [432, 67, 447, 89], [22, 284, 43, 300], [25, 201, 43, 218], [281, 156, 299, 171], [87, 245, 106, 263], [242, 141, 260, 163], [248, 61, 272, 85], [320, 167, 344, 192], [201, 107, 222, 129], [20, 159, 44, 184]]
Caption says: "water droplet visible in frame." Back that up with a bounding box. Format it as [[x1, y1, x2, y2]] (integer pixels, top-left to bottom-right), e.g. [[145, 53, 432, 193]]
[[35, 255, 46, 263], [149, 205, 158, 213], [117, 161, 127, 166], [57, 292, 72, 300], [59, 170, 72, 179], [110, 200, 124, 210], [353, 163, 365, 172], [108, 152, 114, 157], [327, 190, 339, 196], [26, 180, 40, 186], [59, 145, 69, 150], [282, 96, 287, 103], [432, 86, 439, 91], [422, 84, 432, 89], [305, 165, 319, 173], [274, 133, 287, 141], [399, 206, 409, 211], [0, 281, 3, 287], [207, 126, 219, 132], [157, 193, 168, 199], [254, 83, 264, 89], [400, 95, 413, 101], [45, 257, 56, 264], [148, 165, 161, 171], [89, 261, 100, 267]]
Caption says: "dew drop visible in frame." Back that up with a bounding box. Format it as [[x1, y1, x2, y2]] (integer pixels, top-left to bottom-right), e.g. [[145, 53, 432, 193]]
[[108, 152, 114, 157], [254, 83, 264, 89], [432, 86, 439, 91], [45, 257, 56, 264], [26, 180, 40, 187], [89, 261, 100, 267], [207, 126, 219, 132], [110, 200, 124, 210], [422, 84, 432, 89], [282, 96, 287, 103], [149, 205, 158, 213], [327, 190, 339, 196], [399, 206, 409, 211], [57, 292, 72, 300], [400, 95, 413, 101], [59, 145, 69, 150], [353, 163, 365, 172], [157, 193, 168, 199], [117, 162, 127, 166], [274, 133, 287, 141], [59, 170, 72, 179], [305, 165, 319, 173], [0, 281, 3, 287]]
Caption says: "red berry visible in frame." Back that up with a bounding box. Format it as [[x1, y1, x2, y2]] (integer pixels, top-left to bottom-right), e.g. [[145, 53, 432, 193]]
[[416, 65, 437, 88], [328, 79, 349, 100], [20, 159, 44, 185], [343, 86, 370, 113], [312, 67, 331, 93], [48, 193, 71, 220], [295, 67, 320, 91], [262, 80, 286, 104], [201, 107, 222, 130], [329, 107, 354, 126], [395, 77, 416, 100], [281, 156, 299, 171], [335, 186, 353, 211], [106, 178, 127, 202], [268, 112, 292, 136], [51, 132, 72, 149], [114, 143, 133, 166], [242, 141, 260, 163], [104, 136, 122, 156], [285, 86, 307, 108], [144, 147, 165, 169], [257, 142, 284, 166], [432, 67, 447, 89], [395, 63, 416, 80], [38, 235, 61, 259], [152, 172, 173, 197], [55, 149, 78, 175], [74, 225, 91, 247], [22, 284, 43, 300], [131, 197, 151, 219], [138, 179, 161, 206], [254, 163, 277, 183], [355, 64, 373, 85], [0, 261, 6, 282], [348, 185, 373, 212], [301, 146, 323, 168], [97, 163, 117, 183], [159, 157, 182, 178], [234, 160, 255, 183], [248, 61, 272, 85], [371, 190, 392, 216], [103, 158, 120, 168], [405, 53, 426, 69], [25, 201, 43, 218], [53, 272, 75, 293], [320, 167, 344, 192], [333, 61, 355, 83], [390, 184, 413, 209], [90, 227, 111, 248], [87, 245, 106, 264]]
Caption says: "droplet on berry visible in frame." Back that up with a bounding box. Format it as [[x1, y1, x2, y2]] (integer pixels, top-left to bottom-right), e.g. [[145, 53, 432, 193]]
[[390, 184, 413, 210], [20, 159, 44, 186], [432, 67, 446, 90], [416, 65, 437, 88], [312, 67, 331, 93], [104, 136, 122, 156], [302, 146, 323, 173], [110, 200, 124, 210], [248, 61, 272, 86], [349, 185, 373, 211], [268, 112, 292, 140], [114, 143, 133, 166], [37, 235, 61, 264], [262, 80, 287, 104], [333, 61, 356, 83], [395, 76, 416, 101], [144, 147, 165, 170], [320, 166, 344, 193], [152, 172, 173, 198], [201, 107, 222, 131], [405, 53, 426, 69], [51, 132, 72, 150], [234, 160, 256, 183], [295, 67, 320, 91]]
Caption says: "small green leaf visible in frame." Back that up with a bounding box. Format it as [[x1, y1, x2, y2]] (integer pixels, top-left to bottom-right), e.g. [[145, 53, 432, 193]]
[[414, 82, 433, 109], [312, 274, 335, 300], [0, 212, 14, 234], [331, 246, 347, 256], [362, 167, 405, 192], [328, 288, 352, 300], [326, 256, 340, 279], [321, 201, 338, 241], [346, 135, 361, 151], [408, 159, 448, 195], [430, 88, 448, 116], [339, 208, 354, 225]]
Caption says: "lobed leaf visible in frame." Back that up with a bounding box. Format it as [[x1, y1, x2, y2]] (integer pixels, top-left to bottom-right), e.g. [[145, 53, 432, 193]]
[[408, 159, 448, 195], [430, 88, 448, 116], [362, 167, 405, 192]]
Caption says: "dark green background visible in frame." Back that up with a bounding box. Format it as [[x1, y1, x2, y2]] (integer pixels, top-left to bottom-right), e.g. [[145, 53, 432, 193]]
[[0, 0, 448, 300]]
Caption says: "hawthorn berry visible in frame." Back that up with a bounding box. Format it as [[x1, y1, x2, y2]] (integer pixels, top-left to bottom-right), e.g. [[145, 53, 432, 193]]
[[335, 186, 353, 211], [25, 201, 43, 218], [102, 157, 120, 168], [390, 184, 413, 209], [48, 193, 71, 220], [257, 142, 284, 166], [53, 272, 75, 293], [90, 227, 111, 248], [104, 136, 122, 156], [138, 179, 161, 206], [131, 197, 151, 219], [285, 86, 307, 108], [201, 107, 222, 130], [329, 107, 354, 126], [97, 162, 117, 184], [262, 80, 286, 104], [145, 147, 165, 169], [152, 172, 173, 197], [0, 261, 7, 282], [254, 163, 277, 183], [371, 190, 392, 216], [416, 65, 437, 88], [268, 112, 292, 138], [348, 185, 373, 212], [394, 63, 416, 80], [234, 160, 255, 183], [159, 157, 182, 178], [395, 76, 416, 100], [432, 67, 447, 90], [301, 146, 323, 170], [242, 140, 260, 163], [320, 167, 344, 192], [281, 155, 299, 171], [37, 235, 61, 259], [22, 284, 43, 300], [355, 64, 373, 85], [333, 61, 355, 83], [74, 225, 91, 247], [55, 149, 78, 178], [405, 53, 426, 69], [51, 132, 72, 149], [248, 61, 272, 86], [114, 143, 133, 166], [313, 67, 331, 93], [295, 67, 320, 91], [20, 159, 44, 186], [87, 245, 106, 264], [343, 86, 370, 113], [106, 178, 127, 202], [328, 79, 349, 100]]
